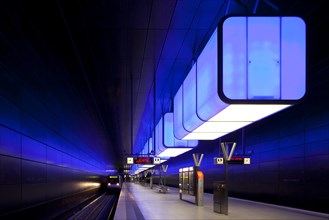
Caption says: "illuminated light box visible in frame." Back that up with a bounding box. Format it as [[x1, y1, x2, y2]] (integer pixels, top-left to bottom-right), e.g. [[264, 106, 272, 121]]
[[221, 17, 306, 100], [140, 137, 152, 156], [156, 113, 198, 158], [148, 137, 153, 153], [142, 142, 147, 155], [175, 16, 305, 140], [164, 113, 198, 147], [174, 78, 227, 140], [173, 85, 185, 139]]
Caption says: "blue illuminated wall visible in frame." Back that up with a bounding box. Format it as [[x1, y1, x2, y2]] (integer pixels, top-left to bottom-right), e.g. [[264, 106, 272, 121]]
[[0, 66, 109, 214]]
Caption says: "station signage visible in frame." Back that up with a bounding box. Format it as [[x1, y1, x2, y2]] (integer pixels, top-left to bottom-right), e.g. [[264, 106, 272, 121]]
[[214, 157, 224, 164], [134, 157, 154, 164], [127, 157, 134, 164], [228, 157, 244, 165], [214, 157, 250, 165], [153, 157, 161, 165], [127, 157, 157, 165]]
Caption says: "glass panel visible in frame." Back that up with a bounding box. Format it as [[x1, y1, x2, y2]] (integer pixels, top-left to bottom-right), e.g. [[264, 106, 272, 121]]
[[183, 64, 201, 132], [188, 170, 194, 195], [156, 119, 165, 153], [187, 139, 198, 147], [174, 86, 189, 139], [164, 113, 174, 146], [222, 17, 247, 99], [144, 142, 148, 154], [197, 29, 226, 120], [281, 17, 306, 99], [164, 113, 198, 147], [148, 137, 153, 153], [248, 17, 280, 99]]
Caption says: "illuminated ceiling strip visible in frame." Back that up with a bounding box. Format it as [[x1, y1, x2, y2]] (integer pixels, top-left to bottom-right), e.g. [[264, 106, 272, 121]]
[[157, 148, 192, 158]]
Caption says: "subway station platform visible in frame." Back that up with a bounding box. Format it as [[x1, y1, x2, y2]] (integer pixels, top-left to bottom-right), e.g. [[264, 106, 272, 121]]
[[114, 182, 328, 220]]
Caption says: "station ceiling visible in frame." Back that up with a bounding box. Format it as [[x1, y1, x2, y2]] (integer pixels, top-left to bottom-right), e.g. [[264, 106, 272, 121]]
[[1, 0, 328, 169]]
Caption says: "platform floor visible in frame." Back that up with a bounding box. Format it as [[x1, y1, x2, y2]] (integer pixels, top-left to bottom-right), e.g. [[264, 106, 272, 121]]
[[114, 182, 328, 220]]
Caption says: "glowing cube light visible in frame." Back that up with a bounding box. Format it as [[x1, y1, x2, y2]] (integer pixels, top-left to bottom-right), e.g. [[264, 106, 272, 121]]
[[174, 16, 306, 140], [156, 113, 198, 158]]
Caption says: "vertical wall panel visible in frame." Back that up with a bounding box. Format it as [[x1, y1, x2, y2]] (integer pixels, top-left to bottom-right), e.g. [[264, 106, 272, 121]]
[[0, 155, 21, 185], [22, 183, 47, 206], [0, 126, 21, 158], [305, 139, 329, 156], [280, 132, 304, 148], [47, 147, 62, 165], [0, 97, 21, 131], [22, 160, 47, 184], [22, 136, 47, 163], [305, 125, 329, 143], [21, 113, 48, 145], [0, 185, 21, 213]]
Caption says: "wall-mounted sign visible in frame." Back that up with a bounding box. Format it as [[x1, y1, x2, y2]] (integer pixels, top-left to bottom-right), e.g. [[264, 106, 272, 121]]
[[154, 157, 161, 165], [244, 158, 250, 165], [228, 157, 244, 164], [214, 157, 250, 165], [127, 157, 134, 164], [214, 157, 224, 165], [127, 157, 162, 165]]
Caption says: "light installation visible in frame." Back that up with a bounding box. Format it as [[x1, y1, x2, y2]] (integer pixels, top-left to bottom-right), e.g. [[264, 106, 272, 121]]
[[174, 16, 306, 140], [148, 137, 153, 154], [133, 113, 197, 174], [156, 113, 198, 158]]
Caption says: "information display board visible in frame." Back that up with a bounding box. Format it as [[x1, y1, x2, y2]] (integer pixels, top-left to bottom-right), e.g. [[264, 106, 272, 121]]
[[134, 157, 154, 164], [126, 157, 155, 165]]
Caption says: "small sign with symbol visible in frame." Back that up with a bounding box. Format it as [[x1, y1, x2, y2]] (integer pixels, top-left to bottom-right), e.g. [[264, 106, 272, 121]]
[[244, 158, 250, 164], [214, 157, 224, 165], [127, 157, 134, 164], [154, 157, 161, 165]]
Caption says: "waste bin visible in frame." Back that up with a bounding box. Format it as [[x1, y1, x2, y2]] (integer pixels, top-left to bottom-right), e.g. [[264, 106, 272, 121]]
[[213, 181, 228, 215]]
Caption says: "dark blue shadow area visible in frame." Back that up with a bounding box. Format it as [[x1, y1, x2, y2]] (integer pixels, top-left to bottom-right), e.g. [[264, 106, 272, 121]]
[[0, 58, 112, 215]]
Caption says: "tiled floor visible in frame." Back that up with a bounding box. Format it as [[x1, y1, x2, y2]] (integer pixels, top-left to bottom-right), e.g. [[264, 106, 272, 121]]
[[114, 182, 328, 220]]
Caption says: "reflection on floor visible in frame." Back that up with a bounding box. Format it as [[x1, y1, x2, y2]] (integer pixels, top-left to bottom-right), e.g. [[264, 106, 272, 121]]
[[114, 182, 328, 220]]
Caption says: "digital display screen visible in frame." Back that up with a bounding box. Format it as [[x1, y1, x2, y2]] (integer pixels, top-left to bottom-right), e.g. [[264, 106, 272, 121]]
[[133, 157, 154, 165], [228, 157, 244, 165]]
